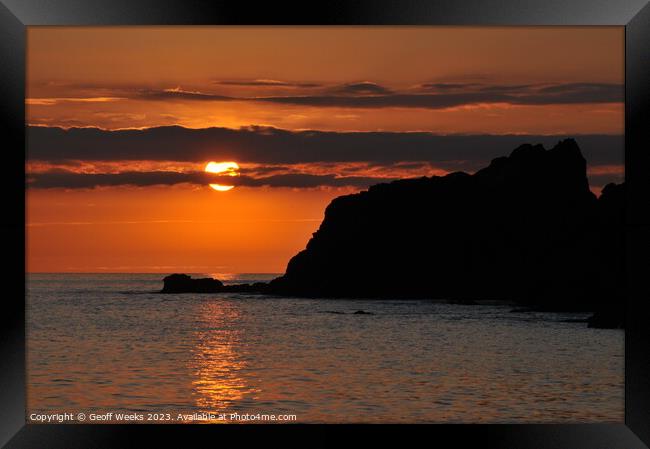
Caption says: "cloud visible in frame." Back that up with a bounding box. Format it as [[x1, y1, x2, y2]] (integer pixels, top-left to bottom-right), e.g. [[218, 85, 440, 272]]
[[586, 164, 625, 188], [27, 170, 205, 189], [27, 162, 622, 191], [255, 84, 622, 108], [238, 174, 396, 188], [215, 79, 321, 88], [134, 87, 234, 101], [587, 172, 625, 187], [418, 83, 541, 93], [146, 83, 621, 108], [537, 83, 619, 94], [417, 82, 618, 95], [26, 97, 126, 106], [28, 125, 624, 170], [27, 82, 623, 109], [27, 170, 395, 189], [331, 82, 393, 95], [418, 83, 485, 91]]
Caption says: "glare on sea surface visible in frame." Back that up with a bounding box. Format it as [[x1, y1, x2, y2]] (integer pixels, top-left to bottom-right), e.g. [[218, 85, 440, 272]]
[[205, 161, 240, 192], [190, 301, 256, 413]]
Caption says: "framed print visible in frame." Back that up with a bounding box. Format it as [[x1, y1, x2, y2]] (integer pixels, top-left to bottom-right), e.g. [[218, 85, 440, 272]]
[[1, 1, 649, 447]]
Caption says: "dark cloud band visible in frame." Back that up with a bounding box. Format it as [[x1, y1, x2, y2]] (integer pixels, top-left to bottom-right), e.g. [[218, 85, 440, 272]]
[[254, 87, 622, 108], [28, 125, 624, 170], [147, 81, 622, 107], [31, 82, 623, 109], [26, 165, 623, 190], [27, 171, 395, 190]]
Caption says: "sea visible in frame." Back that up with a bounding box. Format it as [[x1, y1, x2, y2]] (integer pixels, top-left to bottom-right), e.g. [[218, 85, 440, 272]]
[[27, 273, 624, 423]]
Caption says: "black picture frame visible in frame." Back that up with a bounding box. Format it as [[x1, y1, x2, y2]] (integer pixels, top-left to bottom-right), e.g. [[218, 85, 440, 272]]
[[1, 1, 648, 447]]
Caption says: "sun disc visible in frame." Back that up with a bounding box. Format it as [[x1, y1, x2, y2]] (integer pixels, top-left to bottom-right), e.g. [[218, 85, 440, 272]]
[[205, 161, 240, 192], [209, 184, 235, 192], [205, 161, 240, 176]]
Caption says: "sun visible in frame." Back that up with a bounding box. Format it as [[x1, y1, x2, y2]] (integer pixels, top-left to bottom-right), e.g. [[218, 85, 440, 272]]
[[205, 161, 240, 191]]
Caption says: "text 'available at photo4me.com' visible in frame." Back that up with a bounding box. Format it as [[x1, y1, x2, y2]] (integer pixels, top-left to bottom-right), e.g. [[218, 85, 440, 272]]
[[29, 411, 298, 423]]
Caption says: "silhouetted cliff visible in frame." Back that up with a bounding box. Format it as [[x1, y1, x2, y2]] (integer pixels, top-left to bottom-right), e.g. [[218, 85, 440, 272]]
[[269, 139, 625, 313]]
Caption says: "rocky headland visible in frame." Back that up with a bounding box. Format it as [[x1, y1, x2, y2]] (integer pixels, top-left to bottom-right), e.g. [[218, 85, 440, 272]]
[[161, 139, 625, 328]]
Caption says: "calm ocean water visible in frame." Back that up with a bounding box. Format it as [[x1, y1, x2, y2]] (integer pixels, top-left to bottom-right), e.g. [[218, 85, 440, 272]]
[[27, 273, 623, 423]]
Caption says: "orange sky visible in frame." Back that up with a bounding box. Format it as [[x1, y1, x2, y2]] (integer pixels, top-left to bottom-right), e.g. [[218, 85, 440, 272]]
[[26, 27, 624, 273]]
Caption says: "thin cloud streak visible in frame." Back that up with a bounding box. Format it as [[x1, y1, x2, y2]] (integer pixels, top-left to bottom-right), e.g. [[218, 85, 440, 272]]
[[27, 97, 126, 106], [215, 79, 322, 88]]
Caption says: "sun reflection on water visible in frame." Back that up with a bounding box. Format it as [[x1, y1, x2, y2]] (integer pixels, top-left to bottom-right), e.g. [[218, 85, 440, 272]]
[[189, 301, 257, 413]]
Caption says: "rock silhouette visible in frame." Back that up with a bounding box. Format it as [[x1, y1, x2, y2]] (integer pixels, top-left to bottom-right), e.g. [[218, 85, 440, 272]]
[[162, 274, 223, 293], [161, 273, 267, 294], [268, 139, 625, 322], [353, 310, 374, 315]]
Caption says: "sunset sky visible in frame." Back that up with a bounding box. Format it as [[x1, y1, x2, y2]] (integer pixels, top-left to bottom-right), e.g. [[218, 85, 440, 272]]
[[26, 27, 624, 273]]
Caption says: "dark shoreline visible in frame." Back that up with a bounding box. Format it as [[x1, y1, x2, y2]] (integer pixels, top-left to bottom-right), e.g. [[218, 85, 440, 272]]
[[158, 273, 623, 329]]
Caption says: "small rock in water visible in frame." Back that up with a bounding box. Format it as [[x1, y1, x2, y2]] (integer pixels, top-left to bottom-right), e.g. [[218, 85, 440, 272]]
[[161, 273, 223, 293], [353, 310, 373, 315]]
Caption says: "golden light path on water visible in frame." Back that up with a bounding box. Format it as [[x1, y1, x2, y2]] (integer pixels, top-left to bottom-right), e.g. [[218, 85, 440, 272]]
[[189, 301, 257, 415], [205, 161, 240, 192]]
